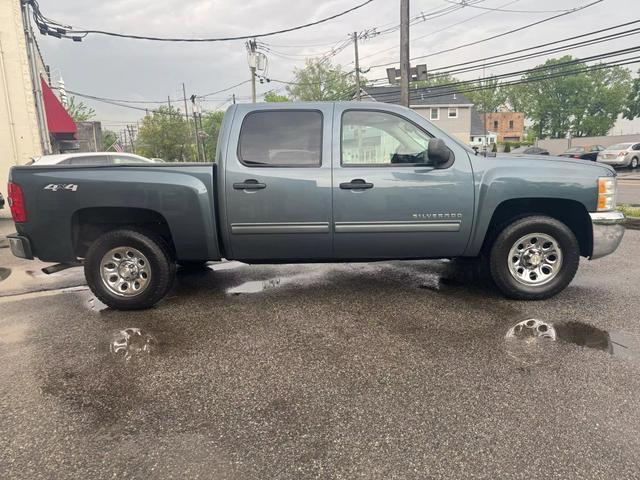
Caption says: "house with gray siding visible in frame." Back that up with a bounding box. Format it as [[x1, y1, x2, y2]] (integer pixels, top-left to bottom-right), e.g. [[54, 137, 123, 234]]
[[360, 86, 476, 144]]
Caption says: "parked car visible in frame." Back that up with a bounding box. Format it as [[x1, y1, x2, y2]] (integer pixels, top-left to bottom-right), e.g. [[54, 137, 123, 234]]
[[596, 142, 640, 169], [7, 102, 625, 310], [559, 145, 606, 161], [27, 152, 155, 166], [510, 146, 549, 155]]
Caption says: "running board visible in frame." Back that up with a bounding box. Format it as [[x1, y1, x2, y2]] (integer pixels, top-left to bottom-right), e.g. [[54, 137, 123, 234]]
[[42, 261, 83, 275]]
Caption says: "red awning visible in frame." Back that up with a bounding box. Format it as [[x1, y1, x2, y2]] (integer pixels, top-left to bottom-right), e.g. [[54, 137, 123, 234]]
[[40, 77, 77, 134]]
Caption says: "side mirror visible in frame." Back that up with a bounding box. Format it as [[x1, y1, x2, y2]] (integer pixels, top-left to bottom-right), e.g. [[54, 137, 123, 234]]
[[428, 138, 452, 166]]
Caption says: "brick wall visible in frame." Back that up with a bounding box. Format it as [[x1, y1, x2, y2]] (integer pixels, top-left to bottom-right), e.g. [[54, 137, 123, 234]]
[[485, 112, 524, 142]]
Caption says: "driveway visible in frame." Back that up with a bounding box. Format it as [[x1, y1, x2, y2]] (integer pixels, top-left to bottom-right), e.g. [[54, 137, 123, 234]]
[[1, 226, 639, 479]]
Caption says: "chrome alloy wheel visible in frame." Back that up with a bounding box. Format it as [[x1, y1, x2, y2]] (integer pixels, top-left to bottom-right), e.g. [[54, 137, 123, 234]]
[[507, 233, 563, 286], [100, 247, 151, 297]]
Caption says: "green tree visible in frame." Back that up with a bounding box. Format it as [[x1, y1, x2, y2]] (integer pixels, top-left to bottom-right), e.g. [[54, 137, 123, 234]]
[[518, 56, 632, 138], [286, 60, 358, 101], [501, 84, 530, 113], [137, 106, 195, 162], [465, 76, 505, 113], [200, 110, 225, 161], [64, 95, 95, 122], [102, 129, 118, 151], [264, 90, 289, 102], [572, 65, 631, 136], [623, 69, 640, 120]]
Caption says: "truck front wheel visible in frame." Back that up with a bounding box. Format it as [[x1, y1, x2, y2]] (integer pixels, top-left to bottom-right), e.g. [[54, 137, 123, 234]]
[[84, 229, 176, 310], [489, 216, 580, 300]]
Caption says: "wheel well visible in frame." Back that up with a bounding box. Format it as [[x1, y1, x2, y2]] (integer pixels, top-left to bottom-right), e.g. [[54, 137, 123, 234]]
[[482, 198, 592, 257], [71, 207, 174, 258]]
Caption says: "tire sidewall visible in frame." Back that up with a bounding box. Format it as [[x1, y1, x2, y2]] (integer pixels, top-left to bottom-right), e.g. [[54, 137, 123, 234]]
[[631, 157, 638, 169], [85, 230, 174, 310], [489, 216, 579, 300]]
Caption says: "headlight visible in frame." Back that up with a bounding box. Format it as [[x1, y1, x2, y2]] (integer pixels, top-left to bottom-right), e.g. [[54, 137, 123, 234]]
[[597, 177, 616, 211]]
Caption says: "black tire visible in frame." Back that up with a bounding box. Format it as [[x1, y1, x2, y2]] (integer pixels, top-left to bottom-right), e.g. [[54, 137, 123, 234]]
[[489, 216, 579, 300], [630, 157, 638, 169], [84, 229, 175, 310]]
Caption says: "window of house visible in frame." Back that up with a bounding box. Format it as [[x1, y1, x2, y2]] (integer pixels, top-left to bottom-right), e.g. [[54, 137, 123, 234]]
[[341, 110, 433, 166], [493, 120, 498, 130], [509, 120, 514, 129], [430, 108, 439, 120], [447, 107, 458, 118], [238, 110, 323, 167]]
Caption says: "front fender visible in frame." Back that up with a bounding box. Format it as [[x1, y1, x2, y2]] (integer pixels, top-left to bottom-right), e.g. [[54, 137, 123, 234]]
[[463, 156, 609, 256]]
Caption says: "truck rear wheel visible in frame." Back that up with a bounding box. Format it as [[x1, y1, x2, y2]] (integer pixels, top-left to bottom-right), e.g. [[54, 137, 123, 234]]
[[489, 216, 579, 300], [84, 229, 175, 310]]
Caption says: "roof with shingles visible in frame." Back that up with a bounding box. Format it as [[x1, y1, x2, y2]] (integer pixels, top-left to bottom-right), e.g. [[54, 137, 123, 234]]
[[361, 86, 473, 106]]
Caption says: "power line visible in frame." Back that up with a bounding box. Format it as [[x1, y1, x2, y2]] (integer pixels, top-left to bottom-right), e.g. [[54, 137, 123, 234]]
[[432, 27, 640, 77], [29, 0, 376, 42], [363, 51, 640, 102], [443, 0, 580, 13], [367, 0, 604, 68], [357, 0, 523, 63], [200, 80, 252, 98], [427, 20, 640, 74]]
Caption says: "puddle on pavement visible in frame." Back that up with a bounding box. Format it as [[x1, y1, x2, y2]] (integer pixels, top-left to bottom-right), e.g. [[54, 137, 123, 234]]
[[0, 262, 84, 297], [0, 267, 10, 282], [227, 278, 282, 295], [505, 318, 638, 362], [88, 296, 108, 312], [225, 269, 330, 295], [110, 328, 157, 361]]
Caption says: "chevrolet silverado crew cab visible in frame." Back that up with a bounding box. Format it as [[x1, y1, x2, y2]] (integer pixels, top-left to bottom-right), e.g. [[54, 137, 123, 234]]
[[7, 102, 626, 310]]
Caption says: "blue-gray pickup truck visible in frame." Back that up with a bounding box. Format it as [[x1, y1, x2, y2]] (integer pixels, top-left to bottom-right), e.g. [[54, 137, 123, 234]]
[[7, 102, 625, 310]]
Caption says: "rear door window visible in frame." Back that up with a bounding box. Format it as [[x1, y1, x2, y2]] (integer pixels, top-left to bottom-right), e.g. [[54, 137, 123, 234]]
[[238, 110, 323, 167]]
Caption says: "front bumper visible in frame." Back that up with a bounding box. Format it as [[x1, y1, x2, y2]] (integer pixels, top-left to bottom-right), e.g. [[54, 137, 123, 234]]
[[590, 211, 625, 260], [7, 234, 34, 260]]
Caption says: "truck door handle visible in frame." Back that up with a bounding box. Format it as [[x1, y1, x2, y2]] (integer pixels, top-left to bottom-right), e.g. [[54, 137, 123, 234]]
[[233, 179, 266, 190], [340, 179, 374, 190]]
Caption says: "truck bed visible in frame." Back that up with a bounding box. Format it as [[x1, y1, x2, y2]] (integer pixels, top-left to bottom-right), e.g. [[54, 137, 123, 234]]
[[9, 163, 221, 263]]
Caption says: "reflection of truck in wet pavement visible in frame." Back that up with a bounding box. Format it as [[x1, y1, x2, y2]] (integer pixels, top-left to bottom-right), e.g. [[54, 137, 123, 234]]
[[6, 102, 626, 310]]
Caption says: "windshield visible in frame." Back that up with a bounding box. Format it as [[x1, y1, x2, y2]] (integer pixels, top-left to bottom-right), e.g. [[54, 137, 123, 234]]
[[565, 147, 584, 153], [606, 143, 632, 150]]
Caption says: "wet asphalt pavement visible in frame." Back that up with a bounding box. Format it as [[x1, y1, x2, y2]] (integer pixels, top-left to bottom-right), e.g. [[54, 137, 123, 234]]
[[1, 225, 640, 479]]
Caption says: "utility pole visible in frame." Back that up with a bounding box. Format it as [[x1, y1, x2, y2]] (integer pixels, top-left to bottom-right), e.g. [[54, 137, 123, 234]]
[[353, 32, 361, 100], [232, 94, 236, 104], [197, 112, 207, 161], [167, 95, 171, 108], [21, 1, 51, 153], [247, 39, 257, 103], [126, 125, 135, 153], [191, 95, 203, 162], [482, 64, 487, 154], [182, 83, 189, 123], [400, 0, 410, 107]]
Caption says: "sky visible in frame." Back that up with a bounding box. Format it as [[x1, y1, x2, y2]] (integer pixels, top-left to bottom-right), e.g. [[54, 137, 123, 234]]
[[34, 0, 640, 133]]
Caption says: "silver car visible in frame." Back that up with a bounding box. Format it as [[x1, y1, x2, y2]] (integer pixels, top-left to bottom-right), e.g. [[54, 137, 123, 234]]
[[597, 142, 640, 169], [27, 152, 155, 166]]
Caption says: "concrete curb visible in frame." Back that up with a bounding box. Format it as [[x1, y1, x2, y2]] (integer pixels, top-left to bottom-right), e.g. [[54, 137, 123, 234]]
[[625, 217, 640, 231]]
